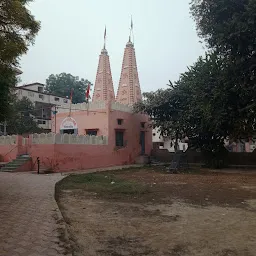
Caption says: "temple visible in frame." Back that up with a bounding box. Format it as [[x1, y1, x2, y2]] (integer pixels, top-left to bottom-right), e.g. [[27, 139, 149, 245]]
[[50, 24, 152, 167], [0, 23, 152, 172]]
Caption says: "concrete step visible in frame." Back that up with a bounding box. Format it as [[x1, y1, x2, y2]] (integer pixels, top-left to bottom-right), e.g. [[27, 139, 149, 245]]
[[1, 169, 15, 172], [0, 156, 31, 172]]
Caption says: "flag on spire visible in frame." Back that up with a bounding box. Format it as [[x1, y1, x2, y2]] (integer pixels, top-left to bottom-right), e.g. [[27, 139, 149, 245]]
[[131, 17, 133, 30], [86, 83, 91, 100]]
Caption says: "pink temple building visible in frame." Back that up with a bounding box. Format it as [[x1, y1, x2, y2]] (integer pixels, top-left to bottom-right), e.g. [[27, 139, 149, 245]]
[[0, 26, 152, 172], [48, 28, 152, 169]]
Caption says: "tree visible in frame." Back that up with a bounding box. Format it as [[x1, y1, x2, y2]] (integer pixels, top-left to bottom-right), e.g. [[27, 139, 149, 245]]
[[45, 73, 92, 104], [0, 66, 17, 122], [6, 97, 43, 135], [0, 0, 40, 67], [0, 0, 40, 123], [190, 0, 256, 135], [135, 53, 239, 167]]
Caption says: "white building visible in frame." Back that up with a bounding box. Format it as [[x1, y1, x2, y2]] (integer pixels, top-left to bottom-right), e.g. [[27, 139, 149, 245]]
[[16, 83, 71, 131], [152, 128, 188, 152]]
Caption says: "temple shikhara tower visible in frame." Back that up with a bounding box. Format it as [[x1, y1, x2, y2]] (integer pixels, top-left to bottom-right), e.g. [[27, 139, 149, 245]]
[[116, 35, 142, 105], [92, 27, 115, 102], [48, 20, 152, 170]]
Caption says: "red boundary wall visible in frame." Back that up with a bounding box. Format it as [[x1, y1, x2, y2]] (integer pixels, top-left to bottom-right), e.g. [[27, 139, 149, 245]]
[[0, 135, 149, 172]]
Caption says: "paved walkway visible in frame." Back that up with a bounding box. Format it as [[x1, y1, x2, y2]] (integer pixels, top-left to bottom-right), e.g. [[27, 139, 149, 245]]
[[0, 172, 71, 256]]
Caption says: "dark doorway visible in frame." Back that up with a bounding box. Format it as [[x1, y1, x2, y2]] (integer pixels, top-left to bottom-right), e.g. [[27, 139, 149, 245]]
[[140, 131, 145, 155], [115, 131, 124, 147], [63, 129, 74, 134]]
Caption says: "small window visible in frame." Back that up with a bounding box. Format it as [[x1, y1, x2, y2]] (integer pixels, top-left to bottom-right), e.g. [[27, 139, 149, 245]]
[[38, 87, 43, 93], [19, 90, 22, 95], [153, 133, 156, 136], [39, 94, 44, 100], [115, 131, 124, 147], [117, 119, 123, 125], [141, 122, 146, 128], [55, 97, 60, 101], [86, 130, 98, 136], [37, 120, 46, 125], [63, 99, 68, 103]]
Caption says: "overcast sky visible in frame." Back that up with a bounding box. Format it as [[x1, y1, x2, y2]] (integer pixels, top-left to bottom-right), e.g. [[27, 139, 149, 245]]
[[20, 0, 205, 93]]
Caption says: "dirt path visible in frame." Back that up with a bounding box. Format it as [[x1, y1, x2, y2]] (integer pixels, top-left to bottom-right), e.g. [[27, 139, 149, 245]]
[[57, 169, 256, 256], [0, 172, 71, 256]]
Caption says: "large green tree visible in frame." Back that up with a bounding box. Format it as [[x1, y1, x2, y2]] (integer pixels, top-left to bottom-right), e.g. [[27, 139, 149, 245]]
[[0, 0, 40, 123], [5, 97, 43, 135], [45, 73, 92, 104], [0, 0, 40, 67], [136, 54, 231, 164], [136, 1, 256, 167], [190, 0, 256, 135]]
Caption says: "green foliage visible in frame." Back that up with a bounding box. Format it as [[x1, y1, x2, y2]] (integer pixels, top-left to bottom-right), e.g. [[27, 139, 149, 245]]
[[0, 0, 40, 67], [0, 66, 16, 122], [136, 52, 256, 167], [45, 73, 92, 104], [136, 1, 256, 167], [0, 0, 40, 123], [190, 0, 256, 135], [6, 97, 43, 135]]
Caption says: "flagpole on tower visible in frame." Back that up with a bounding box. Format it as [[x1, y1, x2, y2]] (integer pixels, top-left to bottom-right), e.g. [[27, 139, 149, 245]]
[[103, 25, 107, 49], [131, 16, 134, 44], [69, 88, 74, 117], [86, 82, 91, 115]]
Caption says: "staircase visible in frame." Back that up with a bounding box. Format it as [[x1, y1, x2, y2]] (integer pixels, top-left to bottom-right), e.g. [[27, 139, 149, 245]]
[[0, 155, 31, 172]]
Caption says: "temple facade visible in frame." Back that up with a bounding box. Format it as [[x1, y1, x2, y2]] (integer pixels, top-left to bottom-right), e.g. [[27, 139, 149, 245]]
[[52, 27, 152, 161]]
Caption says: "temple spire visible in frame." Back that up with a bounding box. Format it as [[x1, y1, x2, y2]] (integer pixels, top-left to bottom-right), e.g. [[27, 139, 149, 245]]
[[92, 28, 115, 102], [116, 20, 142, 105]]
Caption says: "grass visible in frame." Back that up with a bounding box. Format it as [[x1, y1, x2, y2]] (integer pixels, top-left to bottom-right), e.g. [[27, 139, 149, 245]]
[[56, 172, 150, 196]]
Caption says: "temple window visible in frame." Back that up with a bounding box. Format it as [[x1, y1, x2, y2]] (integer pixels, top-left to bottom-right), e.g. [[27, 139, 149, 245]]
[[86, 129, 98, 136], [117, 119, 123, 125], [115, 131, 124, 147]]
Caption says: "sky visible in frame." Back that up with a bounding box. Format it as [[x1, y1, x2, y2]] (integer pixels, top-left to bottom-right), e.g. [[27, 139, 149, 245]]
[[20, 0, 205, 93]]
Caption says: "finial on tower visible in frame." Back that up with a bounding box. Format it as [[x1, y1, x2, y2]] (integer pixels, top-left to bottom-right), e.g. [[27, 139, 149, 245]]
[[103, 25, 107, 49], [101, 26, 108, 54], [127, 16, 134, 46]]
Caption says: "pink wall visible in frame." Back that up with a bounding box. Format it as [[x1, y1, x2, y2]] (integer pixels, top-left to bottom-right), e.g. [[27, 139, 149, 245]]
[[26, 144, 136, 172], [0, 144, 18, 162], [0, 106, 152, 172], [108, 110, 152, 156], [28, 107, 152, 172], [54, 109, 108, 136], [53, 106, 152, 157]]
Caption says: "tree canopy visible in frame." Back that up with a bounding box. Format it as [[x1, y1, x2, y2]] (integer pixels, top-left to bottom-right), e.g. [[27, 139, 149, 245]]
[[135, 0, 256, 166], [0, 0, 40, 123], [45, 73, 92, 104], [5, 97, 43, 135], [0, 0, 40, 68]]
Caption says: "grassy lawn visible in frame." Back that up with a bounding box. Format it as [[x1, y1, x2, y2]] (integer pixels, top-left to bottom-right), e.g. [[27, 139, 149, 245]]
[[56, 172, 150, 197], [56, 167, 256, 256]]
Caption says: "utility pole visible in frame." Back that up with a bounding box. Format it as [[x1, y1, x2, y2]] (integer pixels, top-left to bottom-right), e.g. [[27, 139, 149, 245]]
[[55, 105, 57, 134]]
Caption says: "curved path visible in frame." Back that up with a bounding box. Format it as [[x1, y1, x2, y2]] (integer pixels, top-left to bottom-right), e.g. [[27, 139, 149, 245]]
[[0, 172, 71, 256]]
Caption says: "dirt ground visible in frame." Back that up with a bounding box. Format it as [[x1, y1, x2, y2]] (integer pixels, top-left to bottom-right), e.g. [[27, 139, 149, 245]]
[[56, 167, 256, 256]]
